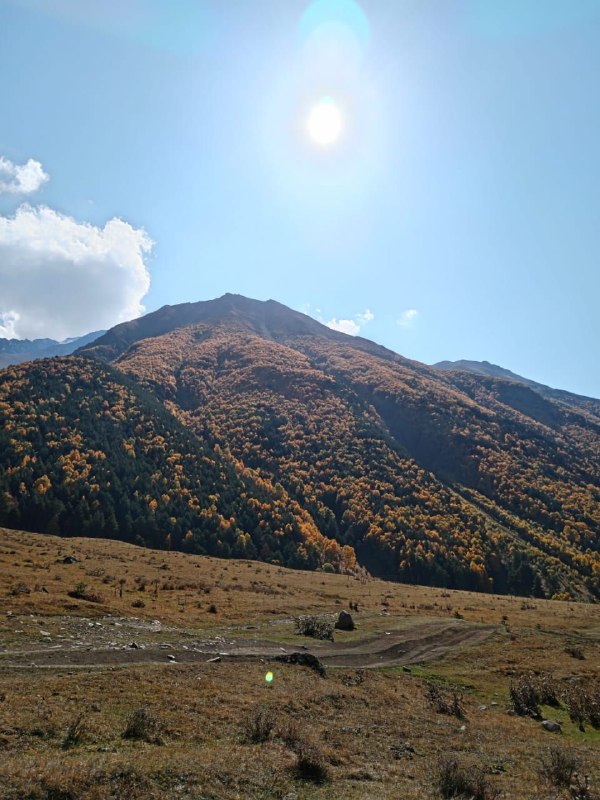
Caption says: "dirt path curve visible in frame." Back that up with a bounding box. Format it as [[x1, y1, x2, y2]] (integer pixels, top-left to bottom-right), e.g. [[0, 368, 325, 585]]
[[0, 618, 497, 671]]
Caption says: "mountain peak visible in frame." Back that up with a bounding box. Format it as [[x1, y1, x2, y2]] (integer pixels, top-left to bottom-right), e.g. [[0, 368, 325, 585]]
[[77, 294, 334, 362]]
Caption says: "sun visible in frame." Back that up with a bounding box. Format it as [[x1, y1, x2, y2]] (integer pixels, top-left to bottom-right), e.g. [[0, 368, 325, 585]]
[[307, 97, 343, 146]]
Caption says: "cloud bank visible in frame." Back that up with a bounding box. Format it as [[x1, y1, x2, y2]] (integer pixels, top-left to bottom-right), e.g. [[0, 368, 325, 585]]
[[0, 156, 49, 195], [325, 307, 373, 336], [0, 204, 152, 341]]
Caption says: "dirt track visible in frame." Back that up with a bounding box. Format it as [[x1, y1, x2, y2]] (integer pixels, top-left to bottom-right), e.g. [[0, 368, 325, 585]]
[[0, 615, 497, 671]]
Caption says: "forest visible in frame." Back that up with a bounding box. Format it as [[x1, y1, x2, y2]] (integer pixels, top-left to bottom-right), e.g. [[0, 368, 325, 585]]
[[1, 296, 598, 599]]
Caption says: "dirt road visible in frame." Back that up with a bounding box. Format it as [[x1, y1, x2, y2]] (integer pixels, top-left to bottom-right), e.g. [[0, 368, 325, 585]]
[[0, 614, 497, 671]]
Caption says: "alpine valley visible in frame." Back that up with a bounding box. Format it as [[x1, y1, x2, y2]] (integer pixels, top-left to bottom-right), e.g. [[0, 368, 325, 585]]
[[1, 294, 598, 599]]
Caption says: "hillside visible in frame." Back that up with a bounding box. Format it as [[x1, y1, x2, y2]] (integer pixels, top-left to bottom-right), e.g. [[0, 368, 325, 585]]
[[1, 294, 598, 599], [0, 356, 351, 572], [0, 527, 599, 800], [434, 359, 600, 419], [80, 295, 599, 599]]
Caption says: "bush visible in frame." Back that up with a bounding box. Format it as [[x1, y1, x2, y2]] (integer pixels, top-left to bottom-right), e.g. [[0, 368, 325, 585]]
[[294, 738, 329, 782], [540, 747, 580, 788], [276, 718, 329, 782], [131, 598, 145, 608], [563, 682, 600, 732], [9, 582, 30, 596], [62, 713, 85, 750], [67, 582, 103, 604], [425, 682, 465, 719], [294, 615, 334, 641], [536, 673, 561, 708], [509, 674, 542, 718], [436, 757, 499, 800], [565, 646, 585, 660], [242, 706, 277, 744], [122, 706, 163, 744]]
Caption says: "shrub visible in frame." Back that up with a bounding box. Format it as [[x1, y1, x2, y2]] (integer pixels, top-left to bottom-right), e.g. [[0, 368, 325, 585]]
[[208, 603, 218, 614], [294, 615, 334, 641], [540, 747, 580, 788], [9, 582, 30, 596], [131, 598, 145, 608], [294, 738, 329, 782], [425, 682, 465, 719], [279, 721, 329, 783], [436, 757, 499, 800], [67, 582, 104, 604], [62, 713, 85, 750], [563, 682, 600, 732], [536, 673, 561, 708], [122, 706, 163, 744], [509, 674, 541, 718], [565, 646, 585, 660], [242, 706, 278, 744]]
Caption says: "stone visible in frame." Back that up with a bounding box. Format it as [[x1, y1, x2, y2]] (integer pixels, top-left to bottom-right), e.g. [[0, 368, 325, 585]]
[[275, 652, 326, 676], [542, 720, 562, 733], [335, 610, 355, 631]]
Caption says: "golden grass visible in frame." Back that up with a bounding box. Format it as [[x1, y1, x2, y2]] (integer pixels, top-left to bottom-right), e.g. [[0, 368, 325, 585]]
[[0, 527, 599, 799]]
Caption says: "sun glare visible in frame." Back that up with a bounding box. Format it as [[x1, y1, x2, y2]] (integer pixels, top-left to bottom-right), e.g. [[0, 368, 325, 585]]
[[307, 97, 343, 146]]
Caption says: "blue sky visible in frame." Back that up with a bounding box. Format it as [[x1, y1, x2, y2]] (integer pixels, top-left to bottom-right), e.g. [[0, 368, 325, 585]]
[[0, 0, 599, 397]]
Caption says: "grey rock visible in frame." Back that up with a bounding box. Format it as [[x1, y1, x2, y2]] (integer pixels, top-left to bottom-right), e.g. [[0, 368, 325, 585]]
[[275, 651, 326, 676], [335, 610, 355, 631], [542, 720, 562, 733]]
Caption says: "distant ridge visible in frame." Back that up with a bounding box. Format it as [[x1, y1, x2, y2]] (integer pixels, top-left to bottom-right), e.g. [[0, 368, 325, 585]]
[[433, 359, 600, 418], [0, 330, 105, 369]]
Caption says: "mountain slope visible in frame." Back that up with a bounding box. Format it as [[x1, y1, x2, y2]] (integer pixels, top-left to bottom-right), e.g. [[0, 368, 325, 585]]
[[77, 295, 600, 599], [0, 330, 105, 369], [0, 357, 353, 571], [433, 359, 600, 419]]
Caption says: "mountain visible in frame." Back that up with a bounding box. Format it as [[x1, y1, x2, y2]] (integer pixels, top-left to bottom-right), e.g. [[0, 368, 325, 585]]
[[0, 330, 105, 369], [0, 356, 350, 571], [1, 294, 598, 599], [433, 359, 600, 418]]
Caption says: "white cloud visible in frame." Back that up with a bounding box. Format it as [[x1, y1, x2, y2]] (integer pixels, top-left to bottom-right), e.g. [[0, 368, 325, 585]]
[[325, 308, 374, 337], [356, 308, 374, 325], [326, 318, 361, 336], [0, 156, 49, 195], [0, 204, 152, 341], [0, 310, 20, 339], [397, 309, 419, 329]]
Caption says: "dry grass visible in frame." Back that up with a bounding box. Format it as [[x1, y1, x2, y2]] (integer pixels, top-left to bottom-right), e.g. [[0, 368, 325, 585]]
[[0, 527, 599, 799]]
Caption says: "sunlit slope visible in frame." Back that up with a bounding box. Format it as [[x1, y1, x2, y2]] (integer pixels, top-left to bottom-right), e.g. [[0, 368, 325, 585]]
[[0, 357, 352, 571], [80, 295, 600, 599]]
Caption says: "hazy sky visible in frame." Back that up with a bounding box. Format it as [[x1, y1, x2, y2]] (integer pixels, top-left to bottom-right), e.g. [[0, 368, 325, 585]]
[[1, 0, 599, 397]]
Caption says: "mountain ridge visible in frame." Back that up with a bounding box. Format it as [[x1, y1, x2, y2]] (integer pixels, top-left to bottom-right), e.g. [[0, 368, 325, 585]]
[[1, 294, 598, 599], [0, 330, 105, 369], [434, 358, 600, 416]]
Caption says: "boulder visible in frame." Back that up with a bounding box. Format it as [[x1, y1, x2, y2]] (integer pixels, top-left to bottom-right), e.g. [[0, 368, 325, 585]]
[[335, 610, 355, 631], [541, 720, 562, 733], [275, 652, 326, 676]]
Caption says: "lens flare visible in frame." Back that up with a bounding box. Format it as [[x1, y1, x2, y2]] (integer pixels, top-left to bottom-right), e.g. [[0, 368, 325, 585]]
[[307, 97, 343, 146], [265, 671, 274, 684]]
